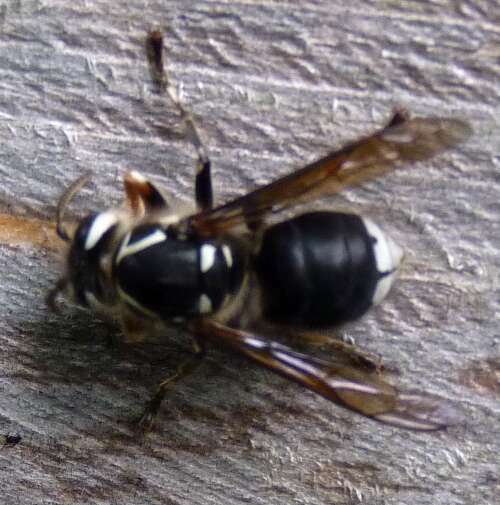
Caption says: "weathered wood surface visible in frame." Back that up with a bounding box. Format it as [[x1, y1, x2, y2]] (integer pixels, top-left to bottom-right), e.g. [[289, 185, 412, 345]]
[[0, 1, 498, 504]]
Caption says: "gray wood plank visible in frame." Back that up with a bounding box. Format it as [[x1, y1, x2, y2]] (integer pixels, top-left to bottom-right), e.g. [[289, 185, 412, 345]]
[[0, 1, 498, 504]]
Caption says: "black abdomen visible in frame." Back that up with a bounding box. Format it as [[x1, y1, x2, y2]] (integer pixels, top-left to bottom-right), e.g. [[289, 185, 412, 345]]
[[254, 212, 383, 326]]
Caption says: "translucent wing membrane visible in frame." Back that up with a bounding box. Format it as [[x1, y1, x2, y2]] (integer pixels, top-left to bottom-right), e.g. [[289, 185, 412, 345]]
[[189, 116, 471, 235], [196, 320, 463, 430]]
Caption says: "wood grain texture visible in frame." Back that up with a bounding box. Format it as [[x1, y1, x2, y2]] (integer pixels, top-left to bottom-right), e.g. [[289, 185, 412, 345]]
[[0, 1, 498, 504]]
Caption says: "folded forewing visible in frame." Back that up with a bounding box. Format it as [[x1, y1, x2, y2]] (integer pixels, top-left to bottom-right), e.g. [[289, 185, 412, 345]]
[[189, 116, 471, 235], [195, 319, 462, 430]]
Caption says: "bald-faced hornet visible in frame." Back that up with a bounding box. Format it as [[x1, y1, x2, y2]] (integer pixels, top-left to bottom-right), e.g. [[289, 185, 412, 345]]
[[48, 31, 470, 431]]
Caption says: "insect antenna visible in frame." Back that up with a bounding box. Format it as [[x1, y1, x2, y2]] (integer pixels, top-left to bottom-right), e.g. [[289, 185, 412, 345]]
[[55, 172, 93, 241]]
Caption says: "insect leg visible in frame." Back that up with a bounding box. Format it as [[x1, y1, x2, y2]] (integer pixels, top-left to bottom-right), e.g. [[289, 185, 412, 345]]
[[146, 30, 213, 211], [138, 337, 206, 431], [46, 277, 68, 313], [123, 170, 169, 215]]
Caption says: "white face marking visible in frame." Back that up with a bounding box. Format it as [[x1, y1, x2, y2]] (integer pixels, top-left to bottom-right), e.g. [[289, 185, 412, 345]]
[[116, 229, 167, 264], [362, 218, 404, 305], [222, 245, 233, 268], [199, 293, 213, 314], [84, 211, 119, 251], [200, 244, 217, 273]]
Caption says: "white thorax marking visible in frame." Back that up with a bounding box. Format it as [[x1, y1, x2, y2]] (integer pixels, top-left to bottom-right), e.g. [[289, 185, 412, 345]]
[[116, 229, 167, 264]]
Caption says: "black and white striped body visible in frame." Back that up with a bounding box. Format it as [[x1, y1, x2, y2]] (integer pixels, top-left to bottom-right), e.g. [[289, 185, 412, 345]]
[[254, 212, 403, 326], [67, 208, 402, 327], [67, 210, 246, 320]]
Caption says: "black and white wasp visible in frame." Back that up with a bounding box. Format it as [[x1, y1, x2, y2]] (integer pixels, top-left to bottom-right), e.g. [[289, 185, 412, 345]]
[[49, 31, 471, 431]]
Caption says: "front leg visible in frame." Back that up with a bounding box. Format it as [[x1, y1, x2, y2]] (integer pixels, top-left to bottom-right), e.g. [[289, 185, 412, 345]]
[[146, 30, 213, 211], [138, 337, 206, 432], [195, 159, 213, 211]]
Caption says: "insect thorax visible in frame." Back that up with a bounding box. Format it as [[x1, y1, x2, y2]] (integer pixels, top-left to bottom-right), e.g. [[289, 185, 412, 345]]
[[113, 222, 246, 319]]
